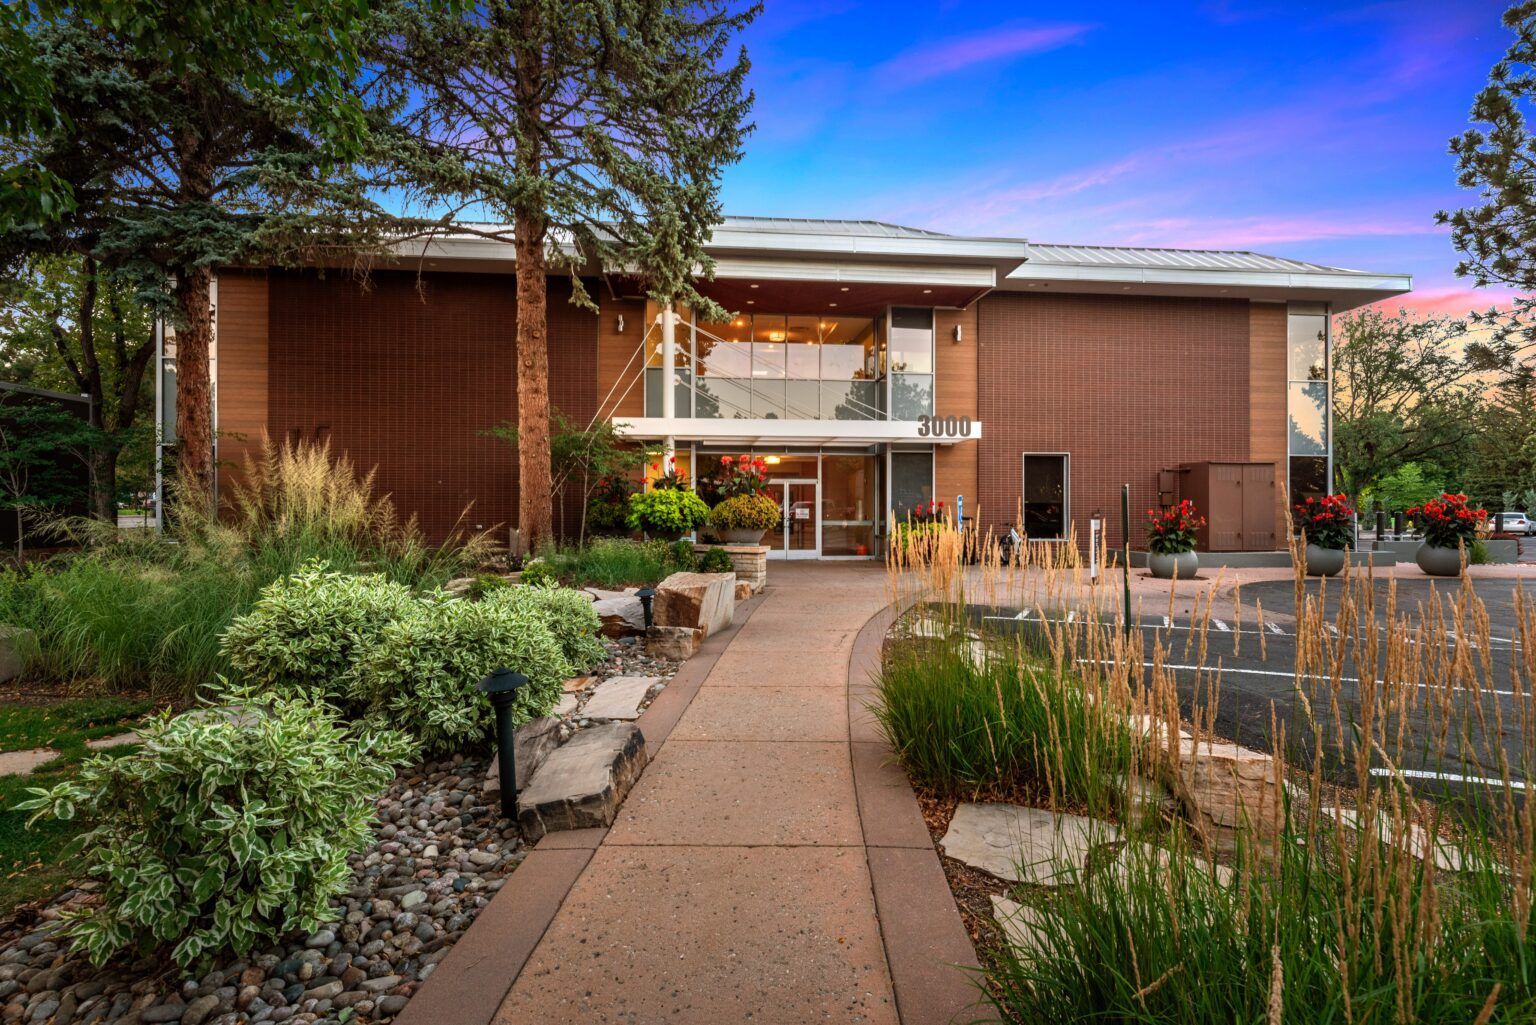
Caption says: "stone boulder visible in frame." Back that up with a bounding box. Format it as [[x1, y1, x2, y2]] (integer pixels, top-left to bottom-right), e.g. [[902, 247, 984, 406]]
[[592, 595, 646, 638], [517, 723, 647, 841], [939, 803, 1119, 886], [645, 625, 701, 660], [484, 715, 563, 801], [654, 571, 734, 638], [1173, 738, 1282, 851], [0, 625, 34, 685]]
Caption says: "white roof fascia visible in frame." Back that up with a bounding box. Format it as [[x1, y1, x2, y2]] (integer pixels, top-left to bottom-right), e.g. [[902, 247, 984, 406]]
[[1005, 262, 1411, 292], [708, 257, 996, 288], [614, 417, 982, 446], [705, 225, 1030, 263]]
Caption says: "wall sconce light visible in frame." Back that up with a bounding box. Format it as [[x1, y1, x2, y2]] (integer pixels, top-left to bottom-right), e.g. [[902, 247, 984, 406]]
[[617, 314, 625, 333], [952, 324, 964, 343]]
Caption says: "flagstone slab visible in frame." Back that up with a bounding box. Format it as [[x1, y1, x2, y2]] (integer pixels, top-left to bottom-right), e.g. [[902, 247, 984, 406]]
[[0, 747, 59, 776], [582, 676, 660, 720], [990, 896, 1047, 956], [84, 731, 140, 750], [939, 803, 1119, 886]]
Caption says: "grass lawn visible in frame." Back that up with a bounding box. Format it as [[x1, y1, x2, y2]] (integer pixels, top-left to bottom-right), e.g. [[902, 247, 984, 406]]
[[0, 696, 149, 917]]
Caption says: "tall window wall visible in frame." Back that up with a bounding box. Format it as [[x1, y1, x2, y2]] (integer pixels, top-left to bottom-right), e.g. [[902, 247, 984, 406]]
[[643, 303, 935, 421], [1287, 304, 1330, 502]]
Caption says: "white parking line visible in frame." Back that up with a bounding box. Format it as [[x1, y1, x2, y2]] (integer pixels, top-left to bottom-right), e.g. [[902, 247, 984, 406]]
[[1369, 766, 1528, 791], [1076, 659, 1519, 696]]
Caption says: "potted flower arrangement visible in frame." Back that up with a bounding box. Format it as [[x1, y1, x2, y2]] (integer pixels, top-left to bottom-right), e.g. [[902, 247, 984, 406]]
[[1146, 499, 1204, 580], [891, 499, 946, 550], [705, 455, 779, 543], [1293, 493, 1355, 577], [1405, 492, 1487, 576], [626, 456, 709, 541]]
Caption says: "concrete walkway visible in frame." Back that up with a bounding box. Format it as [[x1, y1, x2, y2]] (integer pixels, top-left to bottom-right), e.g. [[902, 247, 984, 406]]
[[494, 563, 907, 1024]]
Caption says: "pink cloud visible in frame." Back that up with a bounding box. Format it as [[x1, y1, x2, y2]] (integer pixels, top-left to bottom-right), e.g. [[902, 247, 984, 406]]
[[1369, 286, 1520, 320], [1117, 214, 1443, 250], [875, 23, 1093, 87]]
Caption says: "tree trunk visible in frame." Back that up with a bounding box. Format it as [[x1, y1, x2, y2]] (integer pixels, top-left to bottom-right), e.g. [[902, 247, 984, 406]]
[[174, 265, 215, 516], [89, 447, 118, 523], [514, 218, 553, 548]]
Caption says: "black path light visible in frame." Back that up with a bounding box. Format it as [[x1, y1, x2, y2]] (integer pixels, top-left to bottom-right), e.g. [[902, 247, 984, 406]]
[[635, 586, 657, 629], [478, 667, 529, 819]]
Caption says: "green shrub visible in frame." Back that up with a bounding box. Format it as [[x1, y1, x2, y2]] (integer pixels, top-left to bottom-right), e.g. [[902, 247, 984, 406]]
[[466, 573, 512, 600], [519, 559, 560, 587], [497, 584, 606, 671], [698, 547, 735, 574], [17, 692, 415, 967], [220, 564, 417, 706], [351, 593, 569, 753], [667, 537, 697, 572], [626, 489, 709, 536], [708, 494, 781, 532]]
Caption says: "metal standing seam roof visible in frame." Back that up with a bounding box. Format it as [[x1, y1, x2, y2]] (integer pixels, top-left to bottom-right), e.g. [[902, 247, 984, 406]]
[[1020, 242, 1378, 276], [718, 215, 961, 240]]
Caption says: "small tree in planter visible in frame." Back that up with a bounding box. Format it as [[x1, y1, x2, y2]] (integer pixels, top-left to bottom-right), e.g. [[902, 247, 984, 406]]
[[1145, 499, 1205, 580], [1294, 493, 1355, 577], [1405, 492, 1487, 576]]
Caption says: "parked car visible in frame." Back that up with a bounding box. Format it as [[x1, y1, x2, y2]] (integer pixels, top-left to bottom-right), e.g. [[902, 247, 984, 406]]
[[1497, 511, 1534, 535]]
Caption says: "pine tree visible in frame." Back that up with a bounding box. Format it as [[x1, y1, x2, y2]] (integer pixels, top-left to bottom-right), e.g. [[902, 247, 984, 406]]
[[382, 1, 759, 547]]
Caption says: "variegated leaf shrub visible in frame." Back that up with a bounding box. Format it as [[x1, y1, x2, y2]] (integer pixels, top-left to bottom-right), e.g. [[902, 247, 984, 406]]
[[17, 692, 415, 967]]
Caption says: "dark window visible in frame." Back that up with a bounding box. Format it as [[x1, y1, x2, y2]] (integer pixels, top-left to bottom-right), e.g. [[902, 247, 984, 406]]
[[1289, 455, 1329, 505], [1023, 454, 1068, 539]]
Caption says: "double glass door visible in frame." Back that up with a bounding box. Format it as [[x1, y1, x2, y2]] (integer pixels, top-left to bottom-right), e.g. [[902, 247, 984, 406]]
[[770, 479, 818, 559]]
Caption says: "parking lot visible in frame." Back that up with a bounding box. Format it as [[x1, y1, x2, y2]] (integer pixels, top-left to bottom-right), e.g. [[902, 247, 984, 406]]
[[977, 573, 1534, 796]]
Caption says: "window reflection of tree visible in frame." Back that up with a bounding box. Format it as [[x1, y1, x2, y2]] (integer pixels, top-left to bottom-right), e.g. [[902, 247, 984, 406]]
[[890, 374, 933, 421]]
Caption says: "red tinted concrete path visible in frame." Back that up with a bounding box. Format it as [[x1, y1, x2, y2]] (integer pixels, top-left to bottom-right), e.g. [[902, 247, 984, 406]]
[[492, 562, 976, 1024]]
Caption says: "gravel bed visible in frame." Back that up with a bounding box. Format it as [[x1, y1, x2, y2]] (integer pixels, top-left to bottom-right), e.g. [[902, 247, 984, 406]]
[[553, 637, 682, 741], [0, 754, 519, 1025]]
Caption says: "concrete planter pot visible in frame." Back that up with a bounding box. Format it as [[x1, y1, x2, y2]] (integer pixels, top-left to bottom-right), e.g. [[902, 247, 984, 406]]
[[1415, 543, 1464, 577], [1303, 544, 1347, 577], [644, 527, 685, 543], [721, 528, 766, 545], [1147, 550, 1198, 580]]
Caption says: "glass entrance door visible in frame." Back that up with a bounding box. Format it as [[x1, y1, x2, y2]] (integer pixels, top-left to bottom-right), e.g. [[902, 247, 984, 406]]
[[772, 479, 819, 559]]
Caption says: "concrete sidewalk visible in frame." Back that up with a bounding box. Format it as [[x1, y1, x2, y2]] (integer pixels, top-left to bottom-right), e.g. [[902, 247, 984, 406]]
[[493, 563, 924, 1024]]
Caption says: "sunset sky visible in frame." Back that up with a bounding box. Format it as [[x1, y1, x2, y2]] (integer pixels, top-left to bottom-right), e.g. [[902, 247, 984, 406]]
[[719, 0, 1519, 317]]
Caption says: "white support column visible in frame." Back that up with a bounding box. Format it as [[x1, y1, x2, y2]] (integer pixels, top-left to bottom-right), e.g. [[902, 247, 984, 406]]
[[660, 303, 677, 466]]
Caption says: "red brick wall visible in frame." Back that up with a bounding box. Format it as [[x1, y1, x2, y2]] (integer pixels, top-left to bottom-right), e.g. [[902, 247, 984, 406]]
[[975, 292, 1260, 549], [263, 270, 599, 542]]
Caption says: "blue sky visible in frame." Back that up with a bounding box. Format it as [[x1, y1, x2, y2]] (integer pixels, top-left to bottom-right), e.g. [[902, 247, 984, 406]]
[[720, 0, 1515, 315]]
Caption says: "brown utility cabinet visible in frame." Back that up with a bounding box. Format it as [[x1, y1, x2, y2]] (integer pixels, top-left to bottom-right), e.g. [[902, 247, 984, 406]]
[[1178, 461, 1277, 551]]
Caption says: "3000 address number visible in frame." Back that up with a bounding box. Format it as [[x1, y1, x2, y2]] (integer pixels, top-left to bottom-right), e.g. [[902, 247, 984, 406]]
[[916, 415, 973, 438]]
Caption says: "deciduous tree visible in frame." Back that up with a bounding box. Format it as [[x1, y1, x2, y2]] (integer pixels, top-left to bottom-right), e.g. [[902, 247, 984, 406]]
[[1331, 309, 1481, 504]]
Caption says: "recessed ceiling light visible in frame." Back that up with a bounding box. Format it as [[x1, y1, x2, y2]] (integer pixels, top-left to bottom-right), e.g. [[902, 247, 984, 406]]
[[922, 289, 932, 294], [839, 286, 849, 292], [747, 300, 754, 304], [829, 302, 838, 307], [750, 283, 759, 289]]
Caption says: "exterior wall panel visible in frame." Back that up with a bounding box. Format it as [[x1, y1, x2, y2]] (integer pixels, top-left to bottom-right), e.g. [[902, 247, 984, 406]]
[[933, 305, 979, 515], [258, 270, 599, 541], [975, 292, 1256, 550], [214, 270, 270, 484]]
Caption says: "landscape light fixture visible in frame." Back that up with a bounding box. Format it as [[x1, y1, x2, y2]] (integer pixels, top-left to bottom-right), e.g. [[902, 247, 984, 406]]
[[636, 586, 657, 629], [477, 667, 530, 818], [617, 313, 625, 333]]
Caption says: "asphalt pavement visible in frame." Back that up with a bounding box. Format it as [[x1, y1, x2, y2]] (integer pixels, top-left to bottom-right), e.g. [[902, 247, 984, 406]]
[[974, 575, 1533, 797]]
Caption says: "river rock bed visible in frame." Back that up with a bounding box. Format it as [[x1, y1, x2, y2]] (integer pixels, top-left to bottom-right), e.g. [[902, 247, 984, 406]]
[[0, 754, 519, 1025]]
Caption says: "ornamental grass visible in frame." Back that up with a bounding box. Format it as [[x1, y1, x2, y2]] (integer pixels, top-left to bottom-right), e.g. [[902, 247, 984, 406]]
[[881, 517, 1536, 1024]]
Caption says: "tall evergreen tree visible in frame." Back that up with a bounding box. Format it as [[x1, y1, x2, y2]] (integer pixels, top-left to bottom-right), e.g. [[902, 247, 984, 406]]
[[1440, 0, 1536, 377], [0, 2, 403, 514], [383, 0, 758, 546]]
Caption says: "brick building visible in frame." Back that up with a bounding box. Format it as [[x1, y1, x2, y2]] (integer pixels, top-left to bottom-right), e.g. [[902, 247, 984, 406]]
[[179, 217, 1410, 556]]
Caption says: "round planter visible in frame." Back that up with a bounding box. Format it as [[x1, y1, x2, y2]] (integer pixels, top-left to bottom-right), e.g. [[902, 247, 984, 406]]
[[1415, 543, 1464, 577], [721, 528, 766, 545], [645, 527, 685, 543], [1147, 549, 1198, 580], [1303, 544, 1347, 577]]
